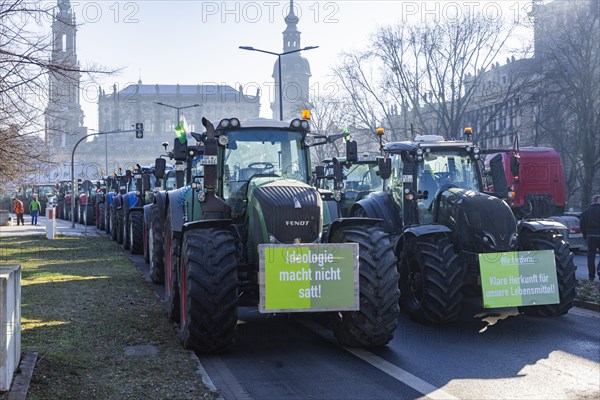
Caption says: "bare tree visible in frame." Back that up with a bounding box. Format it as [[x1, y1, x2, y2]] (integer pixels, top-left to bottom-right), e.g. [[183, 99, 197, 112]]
[[0, 0, 115, 188], [333, 9, 521, 142], [376, 12, 519, 138], [535, 0, 600, 208], [332, 52, 400, 143]]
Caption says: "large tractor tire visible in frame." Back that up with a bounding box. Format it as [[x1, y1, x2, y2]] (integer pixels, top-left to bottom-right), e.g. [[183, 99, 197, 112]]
[[164, 209, 180, 322], [129, 211, 144, 255], [399, 233, 464, 324], [110, 206, 118, 240], [122, 212, 130, 250], [98, 203, 106, 231], [330, 225, 400, 347], [83, 203, 95, 226], [149, 204, 165, 284], [105, 204, 112, 234], [517, 231, 576, 316], [116, 209, 124, 244], [143, 219, 150, 263], [179, 228, 239, 354]]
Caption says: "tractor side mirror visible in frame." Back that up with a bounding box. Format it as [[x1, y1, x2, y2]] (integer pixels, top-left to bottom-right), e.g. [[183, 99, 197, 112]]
[[510, 154, 520, 178], [377, 157, 392, 180], [173, 138, 188, 161], [332, 158, 344, 189], [346, 140, 358, 163], [315, 165, 326, 179], [489, 154, 509, 195], [154, 158, 166, 179]]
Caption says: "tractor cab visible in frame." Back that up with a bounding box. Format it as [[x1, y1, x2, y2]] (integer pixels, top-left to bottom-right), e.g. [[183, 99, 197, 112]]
[[384, 135, 483, 225], [317, 155, 382, 216]]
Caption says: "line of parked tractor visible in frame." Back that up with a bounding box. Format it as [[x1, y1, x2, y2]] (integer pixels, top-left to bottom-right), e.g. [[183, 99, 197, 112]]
[[32, 115, 580, 354]]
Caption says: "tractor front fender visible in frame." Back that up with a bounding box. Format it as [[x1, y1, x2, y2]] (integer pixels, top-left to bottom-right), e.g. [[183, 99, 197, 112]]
[[395, 224, 452, 256], [166, 190, 186, 235], [350, 191, 402, 234], [143, 204, 152, 228], [182, 219, 233, 236], [327, 217, 382, 243], [518, 219, 566, 235]]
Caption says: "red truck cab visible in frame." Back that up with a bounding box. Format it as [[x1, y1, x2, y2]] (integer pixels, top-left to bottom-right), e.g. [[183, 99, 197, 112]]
[[484, 147, 566, 218]]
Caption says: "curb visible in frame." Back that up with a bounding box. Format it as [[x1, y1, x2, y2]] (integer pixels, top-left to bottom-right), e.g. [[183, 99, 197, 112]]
[[6, 352, 37, 400], [574, 300, 600, 312]]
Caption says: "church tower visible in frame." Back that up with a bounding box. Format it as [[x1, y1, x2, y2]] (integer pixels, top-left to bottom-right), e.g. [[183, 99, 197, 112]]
[[271, 0, 312, 120], [45, 0, 86, 161]]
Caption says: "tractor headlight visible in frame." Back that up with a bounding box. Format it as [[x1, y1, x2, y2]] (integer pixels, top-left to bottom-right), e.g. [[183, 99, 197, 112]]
[[220, 119, 230, 128], [301, 120, 309, 130], [291, 119, 302, 128], [218, 135, 229, 146], [416, 148, 424, 156], [473, 147, 480, 154], [333, 190, 342, 202], [230, 118, 240, 127], [197, 190, 206, 203]]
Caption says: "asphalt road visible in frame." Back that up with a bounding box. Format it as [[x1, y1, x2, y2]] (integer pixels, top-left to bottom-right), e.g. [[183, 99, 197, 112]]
[[128, 253, 600, 400], [4, 213, 598, 399]]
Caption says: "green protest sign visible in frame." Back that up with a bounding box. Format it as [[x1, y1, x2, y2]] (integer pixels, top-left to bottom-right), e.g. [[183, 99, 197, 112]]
[[479, 250, 559, 308], [259, 243, 359, 313]]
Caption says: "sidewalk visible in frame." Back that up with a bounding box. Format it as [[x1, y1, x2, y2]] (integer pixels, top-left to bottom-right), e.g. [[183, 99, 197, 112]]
[[0, 211, 104, 238]]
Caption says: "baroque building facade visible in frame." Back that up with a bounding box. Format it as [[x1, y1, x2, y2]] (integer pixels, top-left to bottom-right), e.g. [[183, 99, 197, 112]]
[[79, 82, 259, 173], [44, 0, 87, 163]]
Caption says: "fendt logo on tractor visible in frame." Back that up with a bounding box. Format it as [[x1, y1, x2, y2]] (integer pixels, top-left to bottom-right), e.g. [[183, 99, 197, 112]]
[[285, 220, 310, 226]]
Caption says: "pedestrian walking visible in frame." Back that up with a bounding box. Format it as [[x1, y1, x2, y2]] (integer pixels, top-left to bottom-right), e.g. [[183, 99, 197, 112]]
[[13, 198, 25, 226], [29, 195, 41, 226], [580, 194, 600, 281]]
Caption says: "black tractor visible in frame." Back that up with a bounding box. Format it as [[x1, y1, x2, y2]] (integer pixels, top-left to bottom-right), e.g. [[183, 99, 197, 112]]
[[351, 132, 576, 324], [162, 116, 400, 354]]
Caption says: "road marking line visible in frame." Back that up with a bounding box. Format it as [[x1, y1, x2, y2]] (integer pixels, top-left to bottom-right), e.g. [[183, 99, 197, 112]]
[[300, 320, 458, 400]]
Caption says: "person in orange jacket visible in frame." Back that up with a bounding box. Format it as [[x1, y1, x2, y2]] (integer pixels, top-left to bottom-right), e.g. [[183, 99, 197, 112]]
[[13, 198, 25, 226]]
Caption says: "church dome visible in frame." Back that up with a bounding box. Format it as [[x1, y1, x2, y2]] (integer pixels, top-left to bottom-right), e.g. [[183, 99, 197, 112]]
[[272, 52, 312, 78]]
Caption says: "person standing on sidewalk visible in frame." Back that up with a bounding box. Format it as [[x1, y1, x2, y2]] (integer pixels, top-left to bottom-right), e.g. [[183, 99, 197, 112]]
[[13, 198, 25, 226], [581, 194, 600, 281], [29, 195, 41, 226]]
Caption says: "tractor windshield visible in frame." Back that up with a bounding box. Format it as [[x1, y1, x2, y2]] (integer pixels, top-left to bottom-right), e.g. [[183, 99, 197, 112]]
[[323, 162, 382, 193], [419, 152, 480, 193], [164, 170, 177, 190], [37, 185, 55, 196], [417, 152, 480, 223], [222, 128, 308, 199]]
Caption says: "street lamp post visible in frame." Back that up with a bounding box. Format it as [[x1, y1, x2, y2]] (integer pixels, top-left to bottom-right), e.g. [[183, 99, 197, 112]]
[[154, 102, 201, 132], [239, 45, 318, 121], [70, 129, 129, 228]]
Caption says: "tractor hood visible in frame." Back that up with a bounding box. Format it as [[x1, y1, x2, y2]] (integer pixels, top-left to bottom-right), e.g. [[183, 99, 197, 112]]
[[248, 177, 322, 244], [436, 188, 517, 252]]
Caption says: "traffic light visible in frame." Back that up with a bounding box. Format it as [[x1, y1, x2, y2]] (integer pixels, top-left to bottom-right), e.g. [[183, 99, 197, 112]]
[[135, 123, 144, 139]]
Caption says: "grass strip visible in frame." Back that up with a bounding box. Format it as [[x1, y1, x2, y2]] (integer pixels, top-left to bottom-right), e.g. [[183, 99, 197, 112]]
[[0, 235, 217, 400]]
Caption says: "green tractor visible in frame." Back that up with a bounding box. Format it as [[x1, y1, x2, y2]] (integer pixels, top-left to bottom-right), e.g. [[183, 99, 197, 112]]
[[351, 131, 576, 324], [163, 116, 400, 354]]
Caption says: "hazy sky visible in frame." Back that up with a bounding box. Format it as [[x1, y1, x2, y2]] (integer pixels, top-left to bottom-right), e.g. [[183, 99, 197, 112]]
[[48, 0, 534, 130]]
